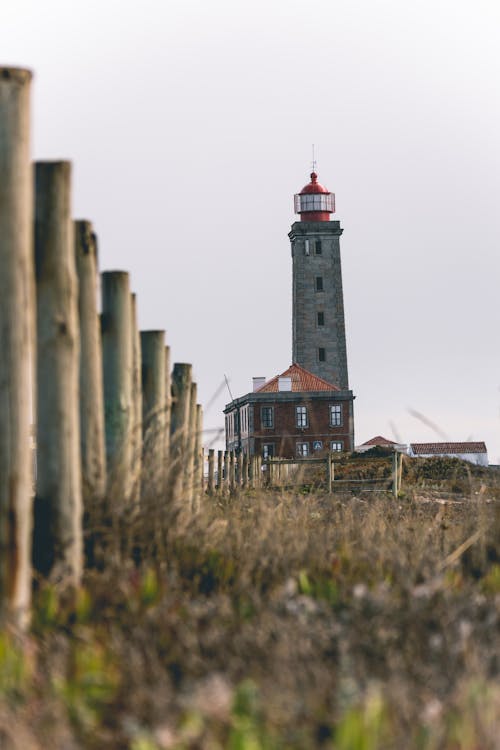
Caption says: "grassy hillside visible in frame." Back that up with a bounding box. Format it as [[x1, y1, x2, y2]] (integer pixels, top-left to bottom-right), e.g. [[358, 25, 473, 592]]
[[1, 457, 500, 749]]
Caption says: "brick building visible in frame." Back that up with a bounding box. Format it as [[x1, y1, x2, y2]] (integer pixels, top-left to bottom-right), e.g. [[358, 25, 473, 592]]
[[225, 168, 355, 457], [225, 363, 354, 458]]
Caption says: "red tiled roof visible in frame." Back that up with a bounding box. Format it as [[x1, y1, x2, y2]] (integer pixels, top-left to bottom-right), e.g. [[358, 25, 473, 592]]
[[361, 435, 397, 446], [410, 442, 487, 455], [256, 363, 340, 393]]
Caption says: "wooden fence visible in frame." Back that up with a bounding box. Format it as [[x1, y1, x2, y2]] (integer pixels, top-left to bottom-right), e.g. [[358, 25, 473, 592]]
[[202, 450, 404, 497], [0, 67, 203, 626]]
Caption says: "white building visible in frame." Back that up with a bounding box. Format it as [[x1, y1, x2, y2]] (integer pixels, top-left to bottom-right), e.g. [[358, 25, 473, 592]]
[[408, 442, 488, 467]]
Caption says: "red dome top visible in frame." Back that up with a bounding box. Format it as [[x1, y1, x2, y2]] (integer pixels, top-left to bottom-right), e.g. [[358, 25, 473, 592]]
[[299, 171, 330, 195]]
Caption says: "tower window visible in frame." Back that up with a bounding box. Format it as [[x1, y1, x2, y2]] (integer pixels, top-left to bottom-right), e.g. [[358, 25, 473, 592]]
[[318, 347, 326, 362], [304, 239, 310, 256], [315, 276, 323, 292], [315, 240, 322, 254], [296, 405, 308, 428], [261, 406, 274, 428], [330, 404, 342, 426], [317, 311, 325, 327]]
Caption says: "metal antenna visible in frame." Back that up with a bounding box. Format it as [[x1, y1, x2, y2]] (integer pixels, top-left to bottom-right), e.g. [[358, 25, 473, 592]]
[[311, 143, 317, 172], [224, 373, 235, 403]]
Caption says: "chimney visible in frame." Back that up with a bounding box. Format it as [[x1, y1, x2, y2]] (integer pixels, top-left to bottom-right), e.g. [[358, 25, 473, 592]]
[[253, 377, 266, 392], [278, 376, 292, 392]]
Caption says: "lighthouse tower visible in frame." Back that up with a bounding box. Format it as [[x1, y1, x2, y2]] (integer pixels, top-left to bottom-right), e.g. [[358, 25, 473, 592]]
[[289, 171, 349, 390]]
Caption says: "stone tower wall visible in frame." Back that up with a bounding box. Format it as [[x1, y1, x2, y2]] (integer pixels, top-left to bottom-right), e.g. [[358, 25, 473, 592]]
[[289, 220, 349, 389]]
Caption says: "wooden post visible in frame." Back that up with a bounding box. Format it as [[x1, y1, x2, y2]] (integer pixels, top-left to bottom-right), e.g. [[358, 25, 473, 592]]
[[235, 452, 241, 487], [248, 453, 254, 488], [216, 450, 223, 492], [164, 346, 171, 463], [207, 449, 215, 495], [75, 221, 106, 506], [33, 161, 82, 583], [195, 404, 203, 499], [186, 382, 198, 508], [0, 67, 34, 624], [140, 330, 166, 499], [242, 453, 248, 488], [253, 456, 260, 489], [229, 451, 235, 493], [326, 453, 333, 493], [101, 271, 133, 504], [392, 451, 398, 497], [223, 450, 229, 494], [130, 294, 142, 503], [169, 363, 192, 503]]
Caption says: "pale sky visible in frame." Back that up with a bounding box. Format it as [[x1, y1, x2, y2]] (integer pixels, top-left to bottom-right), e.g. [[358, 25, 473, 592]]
[[3, 0, 500, 461]]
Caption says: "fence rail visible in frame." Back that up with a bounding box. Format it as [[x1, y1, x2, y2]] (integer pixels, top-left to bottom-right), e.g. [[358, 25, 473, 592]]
[[202, 450, 404, 497]]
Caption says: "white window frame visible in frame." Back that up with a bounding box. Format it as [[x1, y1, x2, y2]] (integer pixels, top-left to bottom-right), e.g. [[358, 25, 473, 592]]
[[296, 405, 308, 428], [329, 404, 342, 427], [330, 441, 343, 452], [296, 442, 309, 457]]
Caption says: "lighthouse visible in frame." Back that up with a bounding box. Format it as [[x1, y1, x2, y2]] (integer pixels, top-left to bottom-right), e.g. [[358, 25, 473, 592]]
[[290, 171, 349, 390], [223, 167, 355, 458]]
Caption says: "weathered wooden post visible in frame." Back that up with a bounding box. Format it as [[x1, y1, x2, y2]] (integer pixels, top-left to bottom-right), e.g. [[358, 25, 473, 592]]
[[130, 294, 142, 503], [235, 452, 241, 487], [217, 450, 223, 492], [0, 67, 34, 623], [392, 451, 398, 497], [169, 363, 192, 503], [326, 453, 333, 493], [223, 451, 229, 494], [164, 346, 171, 463], [242, 453, 248, 488], [252, 456, 261, 487], [140, 330, 166, 499], [75, 221, 106, 506], [194, 403, 203, 501], [207, 449, 215, 495], [229, 451, 235, 493], [186, 382, 198, 508], [248, 454, 254, 488], [101, 271, 133, 504], [33, 161, 82, 583]]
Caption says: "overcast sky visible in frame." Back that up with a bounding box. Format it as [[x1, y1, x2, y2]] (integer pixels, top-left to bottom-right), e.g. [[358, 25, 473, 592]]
[[3, 0, 500, 460]]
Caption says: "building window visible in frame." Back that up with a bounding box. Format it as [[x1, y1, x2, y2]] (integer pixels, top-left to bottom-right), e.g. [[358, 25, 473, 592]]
[[304, 239, 310, 256], [318, 347, 326, 362], [296, 442, 309, 457], [296, 405, 308, 428], [315, 239, 322, 254], [329, 404, 342, 426], [315, 276, 323, 292], [317, 311, 325, 327], [262, 443, 275, 459], [330, 441, 343, 452], [261, 406, 274, 428]]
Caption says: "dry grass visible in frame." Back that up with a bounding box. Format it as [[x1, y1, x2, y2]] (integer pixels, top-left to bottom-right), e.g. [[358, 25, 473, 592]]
[[1, 457, 500, 749]]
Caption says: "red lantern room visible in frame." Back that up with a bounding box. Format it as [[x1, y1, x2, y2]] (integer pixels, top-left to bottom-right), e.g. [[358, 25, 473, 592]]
[[294, 171, 335, 222]]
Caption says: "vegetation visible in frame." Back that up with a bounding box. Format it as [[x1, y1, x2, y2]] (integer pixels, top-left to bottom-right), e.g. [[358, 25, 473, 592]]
[[1, 456, 500, 749]]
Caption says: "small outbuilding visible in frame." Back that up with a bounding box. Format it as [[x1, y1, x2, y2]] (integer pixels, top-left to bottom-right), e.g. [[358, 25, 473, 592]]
[[408, 442, 488, 466]]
